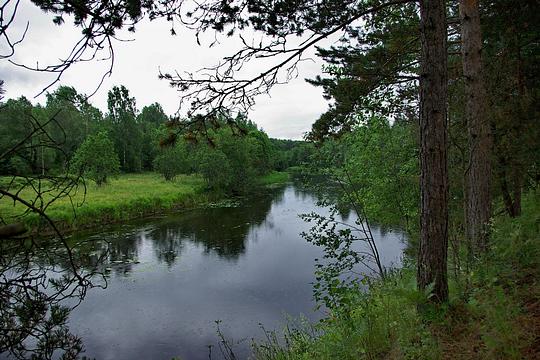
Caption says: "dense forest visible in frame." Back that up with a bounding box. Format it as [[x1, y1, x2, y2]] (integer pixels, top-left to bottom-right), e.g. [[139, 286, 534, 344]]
[[1, 0, 539, 359]]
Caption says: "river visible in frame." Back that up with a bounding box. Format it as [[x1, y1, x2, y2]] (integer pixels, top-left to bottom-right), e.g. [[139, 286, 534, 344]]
[[1, 183, 406, 360]]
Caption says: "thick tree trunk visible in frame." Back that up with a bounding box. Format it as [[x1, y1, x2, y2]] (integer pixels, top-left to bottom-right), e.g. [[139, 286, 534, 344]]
[[460, 0, 492, 252], [417, 0, 449, 303]]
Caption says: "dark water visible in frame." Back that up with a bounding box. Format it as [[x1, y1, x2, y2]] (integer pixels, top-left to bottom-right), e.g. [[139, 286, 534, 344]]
[[4, 184, 406, 360]]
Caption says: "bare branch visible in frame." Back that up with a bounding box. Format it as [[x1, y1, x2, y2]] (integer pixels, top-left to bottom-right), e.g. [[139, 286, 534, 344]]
[[160, 0, 413, 128]]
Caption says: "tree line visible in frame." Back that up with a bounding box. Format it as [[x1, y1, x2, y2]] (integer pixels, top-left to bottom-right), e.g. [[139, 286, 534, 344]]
[[0, 85, 314, 193]]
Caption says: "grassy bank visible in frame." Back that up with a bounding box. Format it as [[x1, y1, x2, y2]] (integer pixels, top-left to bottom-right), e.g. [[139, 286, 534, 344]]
[[1, 173, 207, 233], [253, 190, 539, 359], [1, 171, 291, 234]]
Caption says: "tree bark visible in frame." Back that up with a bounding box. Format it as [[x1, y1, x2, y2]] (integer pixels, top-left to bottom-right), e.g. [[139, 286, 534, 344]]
[[417, 0, 449, 303], [460, 0, 492, 252]]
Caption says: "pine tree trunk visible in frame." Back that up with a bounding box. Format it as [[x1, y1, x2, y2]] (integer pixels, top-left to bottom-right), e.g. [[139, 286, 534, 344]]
[[417, 0, 449, 303], [460, 0, 492, 253]]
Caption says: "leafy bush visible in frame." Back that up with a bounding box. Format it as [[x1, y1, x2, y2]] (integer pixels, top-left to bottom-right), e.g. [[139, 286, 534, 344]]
[[344, 117, 419, 229], [153, 143, 190, 181], [71, 131, 120, 186]]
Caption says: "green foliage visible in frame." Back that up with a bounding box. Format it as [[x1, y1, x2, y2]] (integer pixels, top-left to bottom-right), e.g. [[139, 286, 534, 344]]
[[153, 143, 190, 181], [45, 86, 89, 164], [139, 104, 169, 170], [301, 208, 380, 312], [107, 85, 143, 172], [272, 139, 316, 171], [0, 97, 38, 175], [1, 85, 299, 195], [254, 191, 539, 360], [462, 190, 540, 358], [217, 130, 258, 193], [307, 2, 419, 142], [307, 117, 419, 231], [0, 88, 103, 176], [344, 117, 419, 230], [190, 119, 285, 194], [71, 131, 120, 186], [195, 147, 233, 191], [137, 103, 168, 125]]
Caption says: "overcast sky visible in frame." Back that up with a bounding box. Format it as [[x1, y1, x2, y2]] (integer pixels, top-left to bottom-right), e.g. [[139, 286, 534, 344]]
[[1, 1, 338, 139]]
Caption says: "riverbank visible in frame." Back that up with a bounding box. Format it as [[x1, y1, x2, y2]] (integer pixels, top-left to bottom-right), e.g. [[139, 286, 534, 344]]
[[0, 171, 290, 235], [253, 190, 539, 359]]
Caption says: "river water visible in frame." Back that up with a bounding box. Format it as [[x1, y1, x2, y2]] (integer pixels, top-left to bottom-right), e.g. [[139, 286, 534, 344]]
[[2, 183, 406, 360]]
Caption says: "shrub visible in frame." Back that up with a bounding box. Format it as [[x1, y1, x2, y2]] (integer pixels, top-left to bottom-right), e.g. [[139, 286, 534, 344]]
[[153, 144, 190, 181], [71, 131, 120, 186]]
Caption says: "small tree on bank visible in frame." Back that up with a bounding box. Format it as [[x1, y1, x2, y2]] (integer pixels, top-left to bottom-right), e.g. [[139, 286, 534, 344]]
[[72, 132, 120, 186], [153, 144, 190, 181]]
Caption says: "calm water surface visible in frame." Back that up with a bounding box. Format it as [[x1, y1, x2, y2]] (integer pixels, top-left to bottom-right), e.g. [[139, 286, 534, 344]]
[[10, 184, 406, 360]]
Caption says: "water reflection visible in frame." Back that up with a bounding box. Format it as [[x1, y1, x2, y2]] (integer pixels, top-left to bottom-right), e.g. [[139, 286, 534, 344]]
[[147, 193, 274, 262], [1, 184, 406, 360], [0, 235, 105, 360]]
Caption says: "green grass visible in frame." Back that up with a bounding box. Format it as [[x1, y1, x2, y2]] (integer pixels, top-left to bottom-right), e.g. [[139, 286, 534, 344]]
[[1, 173, 207, 232], [257, 171, 290, 185], [253, 190, 540, 360]]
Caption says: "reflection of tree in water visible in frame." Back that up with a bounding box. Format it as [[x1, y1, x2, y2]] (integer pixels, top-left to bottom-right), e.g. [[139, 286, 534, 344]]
[[68, 228, 143, 276], [149, 226, 185, 267], [0, 236, 105, 359], [148, 187, 283, 264]]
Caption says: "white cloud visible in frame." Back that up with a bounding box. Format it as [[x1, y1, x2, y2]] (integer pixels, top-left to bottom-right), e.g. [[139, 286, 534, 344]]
[[1, 2, 336, 139]]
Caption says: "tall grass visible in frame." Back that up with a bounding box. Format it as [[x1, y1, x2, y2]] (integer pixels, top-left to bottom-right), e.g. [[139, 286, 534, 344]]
[[252, 267, 440, 360]]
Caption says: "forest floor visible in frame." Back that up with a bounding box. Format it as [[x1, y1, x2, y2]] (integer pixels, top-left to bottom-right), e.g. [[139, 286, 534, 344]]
[[437, 191, 540, 359], [0, 171, 290, 235]]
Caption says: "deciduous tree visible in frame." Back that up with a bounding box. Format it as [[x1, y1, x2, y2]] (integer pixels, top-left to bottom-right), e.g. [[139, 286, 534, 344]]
[[72, 131, 120, 186]]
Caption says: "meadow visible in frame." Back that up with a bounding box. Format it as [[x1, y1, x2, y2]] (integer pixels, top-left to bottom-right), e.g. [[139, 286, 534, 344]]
[[0, 173, 208, 233], [257, 171, 291, 185]]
